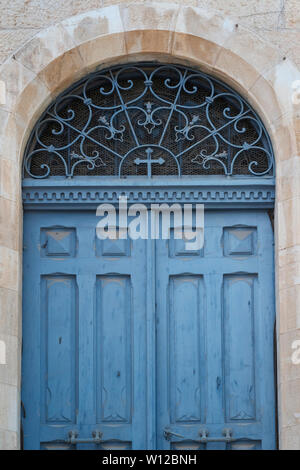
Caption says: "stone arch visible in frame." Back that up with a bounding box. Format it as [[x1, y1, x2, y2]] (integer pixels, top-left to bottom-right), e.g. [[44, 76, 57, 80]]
[[0, 2, 299, 449]]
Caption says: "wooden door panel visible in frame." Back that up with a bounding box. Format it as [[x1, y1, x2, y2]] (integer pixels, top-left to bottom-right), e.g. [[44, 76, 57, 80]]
[[22, 211, 147, 450], [169, 275, 205, 424], [22, 208, 276, 450], [40, 275, 77, 425], [96, 275, 132, 424], [156, 210, 276, 450], [223, 274, 257, 422]]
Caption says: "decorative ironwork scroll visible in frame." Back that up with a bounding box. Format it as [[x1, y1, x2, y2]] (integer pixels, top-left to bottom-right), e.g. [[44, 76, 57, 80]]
[[23, 63, 275, 178]]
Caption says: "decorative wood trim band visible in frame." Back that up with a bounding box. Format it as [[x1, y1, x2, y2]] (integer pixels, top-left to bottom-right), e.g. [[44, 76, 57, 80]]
[[22, 180, 275, 209]]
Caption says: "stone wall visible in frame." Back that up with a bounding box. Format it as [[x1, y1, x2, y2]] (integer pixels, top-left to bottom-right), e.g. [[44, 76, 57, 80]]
[[0, 1, 299, 69], [0, 0, 299, 451]]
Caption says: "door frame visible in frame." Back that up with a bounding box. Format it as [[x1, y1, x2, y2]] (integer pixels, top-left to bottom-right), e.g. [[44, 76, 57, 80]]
[[22, 175, 276, 449]]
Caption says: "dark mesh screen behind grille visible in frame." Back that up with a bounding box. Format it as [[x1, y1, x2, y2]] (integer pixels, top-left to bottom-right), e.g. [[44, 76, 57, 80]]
[[23, 63, 274, 179]]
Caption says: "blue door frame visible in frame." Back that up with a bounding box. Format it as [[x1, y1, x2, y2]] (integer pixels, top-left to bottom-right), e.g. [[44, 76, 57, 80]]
[[21, 177, 276, 450]]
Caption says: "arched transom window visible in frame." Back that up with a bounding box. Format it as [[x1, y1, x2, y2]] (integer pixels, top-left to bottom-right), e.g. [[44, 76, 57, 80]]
[[23, 63, 274, 179]]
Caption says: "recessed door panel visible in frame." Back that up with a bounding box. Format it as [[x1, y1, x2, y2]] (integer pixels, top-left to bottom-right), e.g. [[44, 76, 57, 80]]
[[223, 274, 257, 422], [169, 275, 204, 424], [41, 275, 77, 425], [96, 275, 132, 424]]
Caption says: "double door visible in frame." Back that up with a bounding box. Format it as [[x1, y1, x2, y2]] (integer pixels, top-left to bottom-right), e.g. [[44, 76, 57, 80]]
[[22, 209, 276, 449]]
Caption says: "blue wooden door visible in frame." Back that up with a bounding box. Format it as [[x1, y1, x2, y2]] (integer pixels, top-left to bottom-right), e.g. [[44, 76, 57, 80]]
[[156, 209, 276, 450], [22, 208, 276, 449], [22, 210, 147, 449]]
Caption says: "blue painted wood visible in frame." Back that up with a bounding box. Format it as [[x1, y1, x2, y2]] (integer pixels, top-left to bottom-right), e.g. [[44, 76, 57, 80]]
[[224, 274, 256, 422], [22, 176, 275, 210], [22, 208, 275, 450], [22, 210, 147, 449], [41, 275, 77, 424], [155, 210, 276, 450], [96, 275, 132, 423]]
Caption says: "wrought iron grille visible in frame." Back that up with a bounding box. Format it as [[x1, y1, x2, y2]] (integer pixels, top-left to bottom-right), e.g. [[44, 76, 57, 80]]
[[23, 63, 274, 179]]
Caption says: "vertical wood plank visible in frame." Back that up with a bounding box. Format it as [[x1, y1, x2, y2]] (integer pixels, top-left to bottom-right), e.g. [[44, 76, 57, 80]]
[[146, 237, 156, 449]]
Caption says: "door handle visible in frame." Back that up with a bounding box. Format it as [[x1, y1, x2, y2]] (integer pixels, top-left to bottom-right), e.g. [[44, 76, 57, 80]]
[[66, 430, 103, 445], [163, 428, 185, 441], [198, 428, 234, 443], [164, 427, 234, 443]]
